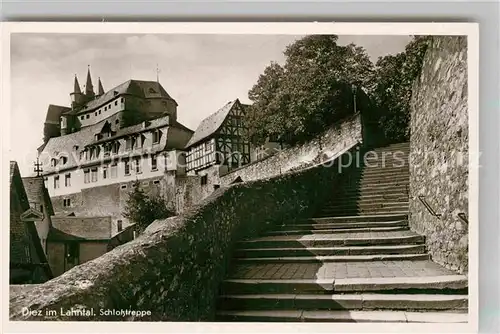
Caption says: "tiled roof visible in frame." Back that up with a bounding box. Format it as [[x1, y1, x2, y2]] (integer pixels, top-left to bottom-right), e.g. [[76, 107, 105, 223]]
[[64, 80, 177, 115], [10, 161, 51, 278], [185, 99, 239, 148], [91, 115, 170, 146], [21, 176, 55, 216], [49, 216, 113, 241], [45, 105, 71, 124]]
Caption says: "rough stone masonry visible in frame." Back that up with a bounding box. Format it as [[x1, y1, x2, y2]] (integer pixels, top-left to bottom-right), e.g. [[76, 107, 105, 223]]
[[409, 36, 468, 274]]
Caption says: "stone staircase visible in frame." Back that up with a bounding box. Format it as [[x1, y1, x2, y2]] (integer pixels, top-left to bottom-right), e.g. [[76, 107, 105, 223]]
[[216, 142, 468, 323]]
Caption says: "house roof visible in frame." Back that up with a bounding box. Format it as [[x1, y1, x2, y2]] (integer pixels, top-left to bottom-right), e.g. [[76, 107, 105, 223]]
[[185, 99, 239, 148], [10, 162, 52, 278], [39, 115, 192, 175], [48, 216, 113, 241], [45, 105, 71, 124], [63, 80, 178, 115]]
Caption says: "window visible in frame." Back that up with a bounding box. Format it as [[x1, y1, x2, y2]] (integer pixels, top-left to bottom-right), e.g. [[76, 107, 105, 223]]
[[86, 114, 90, 119], [84, 169, 90, 183], [124, 159, 131, 175], [99, 110, 101, 115], [134, 157, 142, 173], [66, 242, 79, 260], [121, 184, 127, 189], [125, 137, 134, 150], [115, 100, 118, 106], [136, 135, 145, 149], [40, 205, 44, 214], [80, 116, 84, 120], [65, 173, 71, 187], [111, 142, 118, 154], [104, 106, 107, 111], [121, 97, 124, 103], [91, 167, 98, 182], [54, 175, 60, 189], [151, 154, 157, 171], [153, 180, 160, 185], [60, 156, 68, 165], [95, 112, 97, 116], [104, 144, 111, 156], [50, 158, 57, 167], [152, 130, 161, 144], [115, 119, 120, 124], [110, 163, 118, 178], [201, 174, 208, 185], [103, 166, 108, 179], [117, 220, 123, 232], [63, 198, 71, 207]]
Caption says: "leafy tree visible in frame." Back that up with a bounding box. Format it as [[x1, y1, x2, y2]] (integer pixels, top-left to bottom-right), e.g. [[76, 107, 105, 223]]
[[123, 181, 175, 234], [245, 35, 374, 146], [369, 36, 431, 143]]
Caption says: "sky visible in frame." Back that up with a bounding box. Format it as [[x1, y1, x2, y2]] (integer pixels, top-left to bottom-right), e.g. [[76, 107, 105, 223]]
[[10, 33, 411, 176]]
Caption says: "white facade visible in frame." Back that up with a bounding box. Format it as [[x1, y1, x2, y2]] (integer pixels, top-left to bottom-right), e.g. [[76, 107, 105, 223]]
[[77, 96, 125, 128]]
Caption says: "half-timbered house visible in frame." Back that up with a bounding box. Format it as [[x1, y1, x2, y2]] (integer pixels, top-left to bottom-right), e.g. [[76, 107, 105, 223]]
[[184, 99, 251, 174]]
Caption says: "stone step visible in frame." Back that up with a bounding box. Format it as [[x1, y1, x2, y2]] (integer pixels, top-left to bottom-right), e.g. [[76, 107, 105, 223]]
[[359, 167, 410, 176], [278, 220, 409, 230], [221, 278, 335, 295], [343, 180, 410, 189], [234, 253, 430, 264], [318, 208, 409, 217], [263, 226, 409, 236], [338, 184, 409, 196], [216, 310, 467, 323], [324, 194, 410, 206], [303, 213, 408, 224], [333, 275, 468, 292], [322, 202, 409, 211], [342, 173, 410, 183], [234, 244, 426, 258], [217, 293, 468, 311], [238, 233, 425, 249], [316, 210, 409, 218]]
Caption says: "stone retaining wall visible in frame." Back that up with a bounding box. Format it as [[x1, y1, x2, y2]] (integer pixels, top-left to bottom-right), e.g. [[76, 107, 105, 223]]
[[409, 36, 468, 274]]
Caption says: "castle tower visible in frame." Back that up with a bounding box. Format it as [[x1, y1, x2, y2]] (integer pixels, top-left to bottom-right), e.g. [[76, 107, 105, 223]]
[[70, 75, 85, 109], [97, 77, 105, 97], [85, 66, 95, 98]]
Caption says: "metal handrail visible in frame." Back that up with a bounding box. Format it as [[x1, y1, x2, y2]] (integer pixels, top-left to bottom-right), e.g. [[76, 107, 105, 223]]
[[457, 212, 469, 225], [417, 195, 442, 219]]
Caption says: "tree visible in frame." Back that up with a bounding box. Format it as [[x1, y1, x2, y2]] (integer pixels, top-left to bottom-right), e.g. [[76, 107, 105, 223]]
[[123, 181, 175, 234], [245, 35, 374, 146], [369, 36, 431, 143]]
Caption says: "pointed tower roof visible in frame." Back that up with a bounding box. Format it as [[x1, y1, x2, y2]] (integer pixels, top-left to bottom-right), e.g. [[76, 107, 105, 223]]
[[85, 65, 94, 96], [73, 75, 82, 94], [97, 77, 104, 96]]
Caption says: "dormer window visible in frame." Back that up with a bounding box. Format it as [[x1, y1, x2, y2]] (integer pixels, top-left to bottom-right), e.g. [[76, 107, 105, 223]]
[[125, 136, 135, 150], [73, 145, 79, 151], [60, 156, 68, 165], [112, 142, 120, 154], [152, 129, 162, 144], [148, 88, 157, 94]]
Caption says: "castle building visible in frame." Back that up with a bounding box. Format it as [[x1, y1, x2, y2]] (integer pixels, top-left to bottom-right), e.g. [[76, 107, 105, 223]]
[[185, 99, 251, 177], [38, 67, 194, 234]]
